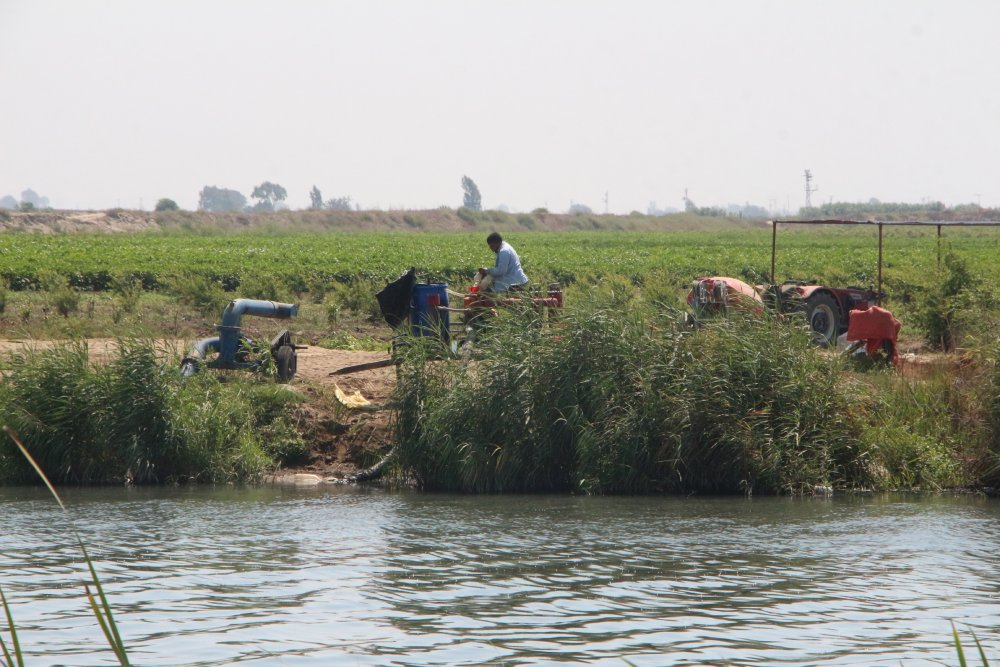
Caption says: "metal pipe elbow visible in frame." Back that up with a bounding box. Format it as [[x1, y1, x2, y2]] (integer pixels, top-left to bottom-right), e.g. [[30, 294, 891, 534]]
[[220, 299, 299, 327]]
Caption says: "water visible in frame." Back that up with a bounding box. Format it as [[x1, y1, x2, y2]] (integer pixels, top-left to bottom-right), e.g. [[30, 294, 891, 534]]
[[0, 487, 997, 666]]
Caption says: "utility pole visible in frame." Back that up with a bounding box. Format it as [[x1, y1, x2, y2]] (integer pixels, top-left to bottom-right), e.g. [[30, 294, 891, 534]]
[[804, 169, 818, 208], [603, 191, 609, 214]]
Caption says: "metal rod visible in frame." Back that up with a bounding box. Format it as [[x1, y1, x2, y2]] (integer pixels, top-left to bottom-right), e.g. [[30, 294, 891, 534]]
[[771, 220, 777, 282], [772, 219, 1000, 227], [877, 222, 884, 305], [765, 217, 1000, 307], [937, 224, 942, 271]]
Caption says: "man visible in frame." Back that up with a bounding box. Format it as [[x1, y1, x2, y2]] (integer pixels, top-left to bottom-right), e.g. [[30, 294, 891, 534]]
[[477, 232, 529, 293]]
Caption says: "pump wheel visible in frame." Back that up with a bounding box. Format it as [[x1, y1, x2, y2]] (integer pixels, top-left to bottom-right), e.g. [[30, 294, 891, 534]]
[[275, 345, 296, 383], [805, 293, 840, 347], [180, 356, 200, 377]]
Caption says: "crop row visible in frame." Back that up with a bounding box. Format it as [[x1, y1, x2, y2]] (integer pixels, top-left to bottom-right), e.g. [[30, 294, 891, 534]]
[[2, 228, 1000, 294]]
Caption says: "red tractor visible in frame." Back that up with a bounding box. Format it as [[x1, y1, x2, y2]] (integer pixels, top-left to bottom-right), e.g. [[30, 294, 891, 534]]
[[689, 219, 898, 348], [687, 276, 883, 347], [769, 280, 883, 346]]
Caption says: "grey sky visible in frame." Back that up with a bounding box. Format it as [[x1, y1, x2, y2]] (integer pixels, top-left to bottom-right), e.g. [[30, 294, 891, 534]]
[[1, 0, 998, 213]]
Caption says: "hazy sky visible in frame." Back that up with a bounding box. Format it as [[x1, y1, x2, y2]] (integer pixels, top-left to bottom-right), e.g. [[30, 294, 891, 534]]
[[2, 0, 998, 213]]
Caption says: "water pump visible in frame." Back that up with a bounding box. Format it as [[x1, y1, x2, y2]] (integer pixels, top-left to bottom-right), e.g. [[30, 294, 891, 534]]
[[180, 298, 303, 382]]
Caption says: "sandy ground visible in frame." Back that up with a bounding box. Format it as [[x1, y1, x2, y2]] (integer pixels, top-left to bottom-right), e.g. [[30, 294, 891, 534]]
[[0, 339, 398, 482]]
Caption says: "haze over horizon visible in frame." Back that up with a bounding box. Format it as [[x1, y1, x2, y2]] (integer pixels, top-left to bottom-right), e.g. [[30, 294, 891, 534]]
[[1, 0, 998, 214]]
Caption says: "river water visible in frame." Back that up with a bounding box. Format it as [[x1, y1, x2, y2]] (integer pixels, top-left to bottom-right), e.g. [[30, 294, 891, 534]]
[[0, 487, 996, 666]]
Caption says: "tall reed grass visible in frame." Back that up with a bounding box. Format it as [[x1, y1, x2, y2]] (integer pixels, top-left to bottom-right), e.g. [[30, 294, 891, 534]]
[[394, 302, 871, 494], [393, 295, 1000, 494], [953, 623, 993, 667], [0, 340, 304, 484]]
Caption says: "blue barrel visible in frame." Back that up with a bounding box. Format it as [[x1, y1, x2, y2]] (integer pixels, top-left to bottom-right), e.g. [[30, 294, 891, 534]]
[[411, 283, 449, 339]]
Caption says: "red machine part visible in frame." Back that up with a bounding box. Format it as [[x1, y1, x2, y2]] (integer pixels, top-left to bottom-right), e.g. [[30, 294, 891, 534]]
[[463, 284, 562, 310], [687, 277, 764, 312], [847, 306, 901, 364]]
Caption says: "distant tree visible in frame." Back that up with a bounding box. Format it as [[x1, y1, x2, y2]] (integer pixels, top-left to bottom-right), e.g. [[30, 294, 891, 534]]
[[683, 193, 726, 217], [19, 201, 35, 212], [325, 196, 352, 211], [953, 202, 984, 215], [0, 195, 17, 209], [461, 175, 482, 211], [799, 200, 946, 218], [250, 181, 288, 212], [309, 186, 323, 210], [198, 186, 247, 212], [647, 201, 680, 215], [155, 198, 180, 212], [683, 193, 698, 213], [568, 203, 593, 215], [692, 205, 727, 217], [20, 188, 49, 208], [727, 202, 769, 219]]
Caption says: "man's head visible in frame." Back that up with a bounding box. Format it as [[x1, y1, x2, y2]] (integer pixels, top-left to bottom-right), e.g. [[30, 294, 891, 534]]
[[486, 232, 503, 253]]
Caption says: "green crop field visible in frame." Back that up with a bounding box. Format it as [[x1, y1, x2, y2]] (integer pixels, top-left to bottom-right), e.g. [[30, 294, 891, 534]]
[[4, 227, 1000, 293]]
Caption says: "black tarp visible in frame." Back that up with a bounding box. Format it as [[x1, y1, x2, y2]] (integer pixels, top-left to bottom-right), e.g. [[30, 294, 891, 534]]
[[375, 268, 416, 328]]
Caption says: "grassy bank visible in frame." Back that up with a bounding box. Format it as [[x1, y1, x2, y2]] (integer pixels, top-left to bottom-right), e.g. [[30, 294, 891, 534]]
[[0, 340, 305, 484], [392, 300, 1000, 494]]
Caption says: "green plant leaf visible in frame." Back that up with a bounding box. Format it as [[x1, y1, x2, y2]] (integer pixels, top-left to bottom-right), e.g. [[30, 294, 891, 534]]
[[1, 586, 25, 667]]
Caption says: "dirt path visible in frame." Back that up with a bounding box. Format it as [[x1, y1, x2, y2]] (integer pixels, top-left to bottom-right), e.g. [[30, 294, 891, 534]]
[[0, 339, 399, 481]]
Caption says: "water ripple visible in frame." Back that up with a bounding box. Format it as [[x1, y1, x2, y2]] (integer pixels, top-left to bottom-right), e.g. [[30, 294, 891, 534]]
[[0, 488, 997, 665]]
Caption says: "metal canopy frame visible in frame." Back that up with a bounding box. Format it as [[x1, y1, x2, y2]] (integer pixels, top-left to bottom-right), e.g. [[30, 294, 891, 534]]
[[769, 219, 1000, 302]]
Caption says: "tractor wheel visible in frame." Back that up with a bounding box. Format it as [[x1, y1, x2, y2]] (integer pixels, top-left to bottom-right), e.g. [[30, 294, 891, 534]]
[[275, 345, 296, 383], [805, 293, 840, 347]]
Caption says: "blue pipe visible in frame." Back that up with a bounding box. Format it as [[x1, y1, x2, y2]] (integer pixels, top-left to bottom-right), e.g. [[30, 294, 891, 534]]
[[220, 299, 298, 328], [191, 337, 221, 358], [180, 336, 221, 377], [181, 299, 298, 376], [218, 299, 298, 363]]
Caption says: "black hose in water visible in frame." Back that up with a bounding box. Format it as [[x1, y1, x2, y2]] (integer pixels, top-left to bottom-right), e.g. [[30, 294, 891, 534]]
[[347, 446, 397, 483]]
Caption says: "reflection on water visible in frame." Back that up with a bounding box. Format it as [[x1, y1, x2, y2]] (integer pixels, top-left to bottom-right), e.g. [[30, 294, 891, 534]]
[[0, 487, 997, 666]]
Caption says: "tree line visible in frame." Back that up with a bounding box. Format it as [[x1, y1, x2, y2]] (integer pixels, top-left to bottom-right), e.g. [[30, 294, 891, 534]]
[[194, 182, 292, 213], [0, 188, 49, 211], [189, 182, 354, 213], [190, 176, 486, 214], [4, 179, 995, 220]]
